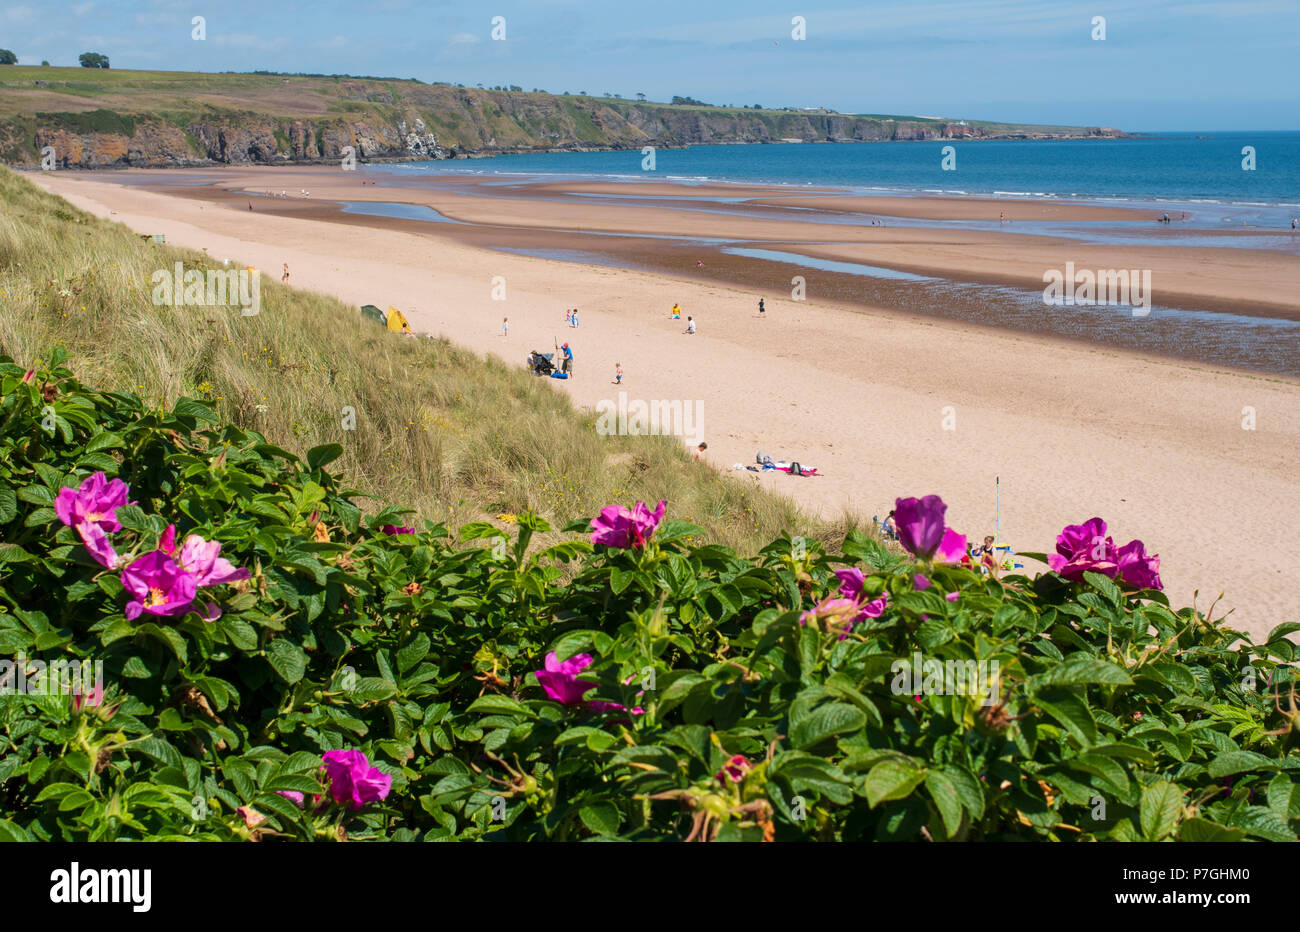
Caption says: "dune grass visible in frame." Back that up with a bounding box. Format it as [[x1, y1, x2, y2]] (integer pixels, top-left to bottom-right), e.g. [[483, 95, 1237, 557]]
[[0, 166, 862, 553]]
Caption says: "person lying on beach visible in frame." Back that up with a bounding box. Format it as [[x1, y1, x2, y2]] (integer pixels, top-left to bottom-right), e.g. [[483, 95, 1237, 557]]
[[684, 316, 696, 334]]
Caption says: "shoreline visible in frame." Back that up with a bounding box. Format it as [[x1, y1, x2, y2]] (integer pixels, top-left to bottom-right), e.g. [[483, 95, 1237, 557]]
[[26, 168, 1300, 641]]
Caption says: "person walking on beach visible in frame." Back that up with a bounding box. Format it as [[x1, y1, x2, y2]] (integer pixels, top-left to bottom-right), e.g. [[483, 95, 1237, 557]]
[[248, 201, 254, 212], [758, 297, 765, 317], [561, 342, 574, 377], [1293, 218, 1298, 230], [282, 263, 289, 283], [565, 309, 572, 328], [502, 317, 509, 337], [571, 308, 579, 327], [684, 316, 696, 334], [614, 362, 622, 384]]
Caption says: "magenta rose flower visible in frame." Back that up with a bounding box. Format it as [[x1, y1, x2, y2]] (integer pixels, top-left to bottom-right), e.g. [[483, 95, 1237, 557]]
[[893, 495, 948, 559], [535, 651, 598, 706], [120, 550, 198, 620], [55, 471, 131, 533], [590, 500, 666, 549], [75, 519, 120, 569], [176, 534, 250, 586], [716, 755, 752, 783], [1115, 539, 1162, 590], [381, 524, 414, 536], [1048, 517, 1162, 591], [935, 527, 967, 563], [321, 750, 392, 810]]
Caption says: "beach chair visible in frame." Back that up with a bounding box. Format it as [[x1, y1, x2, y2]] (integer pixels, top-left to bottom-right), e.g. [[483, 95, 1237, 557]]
[[873, 515, 897, 541]]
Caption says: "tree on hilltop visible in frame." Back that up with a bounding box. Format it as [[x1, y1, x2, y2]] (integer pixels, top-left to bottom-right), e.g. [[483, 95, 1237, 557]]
[[0, 50, 17, 65], [78, 51, 110, 68]]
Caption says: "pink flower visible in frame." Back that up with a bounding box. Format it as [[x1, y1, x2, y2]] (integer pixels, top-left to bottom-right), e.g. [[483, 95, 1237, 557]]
[[1048, 518, 1162, 590], [893, 495, 948, 559], [535, 651, 597, 706], [71, 682, 103, 713], [160, 524, 176, 555], [1115, 539, 1163, 590], [321, 750, 392, 810], [590, 500, 666, 549], [946, 591, 961, 603], [716, 755, 752, 783], [76, 520, 120, 569], [277, 790, 305, 806], [1047, 517, 1118, 580], [935, 528, 967, 563], [120, 550, 198, 620], [859, 594, 889, 619], [176, 534, 250, 586], [834, 567, 868, 601], [381, 524, 414, 535], [914, 574, 931, 590], [55, 471, 131, 534]]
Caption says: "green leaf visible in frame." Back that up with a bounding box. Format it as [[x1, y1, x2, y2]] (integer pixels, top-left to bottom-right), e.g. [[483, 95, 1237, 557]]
[[173, 397, 219, 423], [925, 770, 965, 839], [396, 634, 430, 674], [1139, 781, 1184, 840], [466, 695, 532, 717], [306, 443, 344, 471], [1207, 751, 1278, 778], [578, 802, 621, 836], [0, 486, 17, 524], [1177, 817, 1245, 842], [266, 640, 308, 684], [1033, 654, 1133, 688], [789, 702, 866, 750], [863, 759, 926, 807]]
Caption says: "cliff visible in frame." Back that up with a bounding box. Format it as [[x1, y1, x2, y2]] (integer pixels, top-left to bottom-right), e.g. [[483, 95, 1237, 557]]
[[0, 66, 1125, 170]]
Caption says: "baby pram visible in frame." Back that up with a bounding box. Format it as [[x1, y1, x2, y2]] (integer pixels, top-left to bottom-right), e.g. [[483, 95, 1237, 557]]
[[527, 351, 556, 376]]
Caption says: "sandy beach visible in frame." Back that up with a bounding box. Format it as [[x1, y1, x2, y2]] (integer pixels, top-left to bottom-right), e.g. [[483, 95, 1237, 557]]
[[28, 167, 1300, 641]]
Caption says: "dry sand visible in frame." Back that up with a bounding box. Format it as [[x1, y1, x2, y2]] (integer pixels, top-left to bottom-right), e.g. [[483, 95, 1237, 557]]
[[29, 168, 1300, 641]]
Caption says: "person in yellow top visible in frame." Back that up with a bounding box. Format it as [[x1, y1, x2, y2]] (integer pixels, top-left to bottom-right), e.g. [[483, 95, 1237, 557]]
[[671, 303, 681, 319]]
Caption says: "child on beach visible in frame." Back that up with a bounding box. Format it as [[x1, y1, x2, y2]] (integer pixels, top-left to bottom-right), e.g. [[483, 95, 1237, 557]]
[[571, 308, 579, 327], [282, 263, 289, 283], [614, 362, 622, 384], [502, 317, 509, 336], [565, 309, 572, 327], [684, 316, 696, 334], [692, 442, 708, 462]]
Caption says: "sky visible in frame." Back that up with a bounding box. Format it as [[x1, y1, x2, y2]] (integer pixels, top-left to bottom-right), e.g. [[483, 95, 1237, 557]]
[[2, 0, 1297, 131]]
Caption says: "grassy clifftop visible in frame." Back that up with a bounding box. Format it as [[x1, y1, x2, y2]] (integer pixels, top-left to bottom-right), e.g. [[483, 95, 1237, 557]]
[[0, 66, 1123, 167], [0, 165, 846, 552]]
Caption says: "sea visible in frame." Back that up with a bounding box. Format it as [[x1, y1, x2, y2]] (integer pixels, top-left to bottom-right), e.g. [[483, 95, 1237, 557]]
[[382, 130, 1300, 225]]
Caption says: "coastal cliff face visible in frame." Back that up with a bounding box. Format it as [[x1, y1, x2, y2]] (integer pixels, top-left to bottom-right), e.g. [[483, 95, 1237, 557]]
[[4, 74, 1124, 170]]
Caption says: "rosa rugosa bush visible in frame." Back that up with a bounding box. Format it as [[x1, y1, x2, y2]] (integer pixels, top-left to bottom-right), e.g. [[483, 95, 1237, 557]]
[[0, 350, 1297, 842]]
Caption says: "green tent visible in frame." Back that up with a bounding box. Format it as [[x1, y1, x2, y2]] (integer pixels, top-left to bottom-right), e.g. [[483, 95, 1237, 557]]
[[360, 304, 386, 326]]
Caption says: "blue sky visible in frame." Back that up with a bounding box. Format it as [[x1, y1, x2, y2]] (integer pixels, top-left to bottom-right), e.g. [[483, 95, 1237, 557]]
[[3, 0, 1297, 130]]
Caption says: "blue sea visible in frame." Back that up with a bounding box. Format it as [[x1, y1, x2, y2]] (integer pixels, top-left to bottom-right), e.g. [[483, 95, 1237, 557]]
[[382, 131, 1300, 218]]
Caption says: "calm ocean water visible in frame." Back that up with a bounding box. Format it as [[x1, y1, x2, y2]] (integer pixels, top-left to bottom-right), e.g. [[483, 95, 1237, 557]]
[[384, 131, 1300, 211]]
